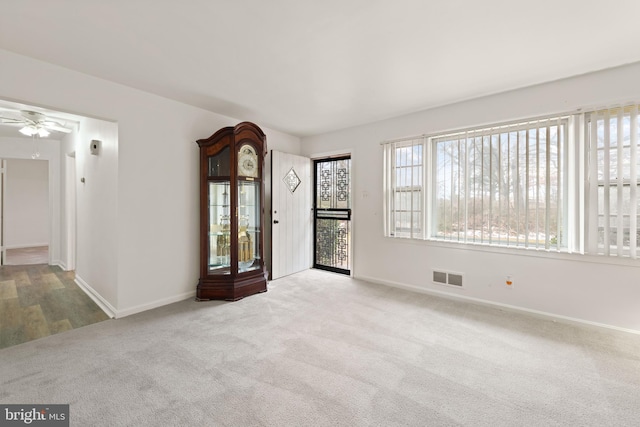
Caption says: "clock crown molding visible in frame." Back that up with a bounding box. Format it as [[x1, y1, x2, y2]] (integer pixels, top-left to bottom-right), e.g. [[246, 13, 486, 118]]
[[197, 121, 267, 157]]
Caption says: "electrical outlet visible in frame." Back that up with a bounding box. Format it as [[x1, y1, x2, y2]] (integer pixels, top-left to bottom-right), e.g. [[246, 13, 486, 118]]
[[505, 275, 513, 289]]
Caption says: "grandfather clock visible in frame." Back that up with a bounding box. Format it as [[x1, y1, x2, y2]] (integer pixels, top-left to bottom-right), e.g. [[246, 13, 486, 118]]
[[196, 122, 268, 300]]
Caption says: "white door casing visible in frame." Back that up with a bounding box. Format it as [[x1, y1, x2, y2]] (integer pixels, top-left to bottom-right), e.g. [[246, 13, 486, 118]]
[[0, 159, 5, 265], [271, 150, 312, 280], [65, 152, 77, 271]]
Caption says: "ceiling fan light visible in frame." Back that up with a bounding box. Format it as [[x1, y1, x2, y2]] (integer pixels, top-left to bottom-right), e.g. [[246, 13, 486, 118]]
[[38, 128, 50, 138], [19, 126, 36, 136]]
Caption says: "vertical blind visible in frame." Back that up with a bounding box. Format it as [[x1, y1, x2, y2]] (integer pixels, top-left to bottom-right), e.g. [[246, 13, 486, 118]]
[[431, 118, 567, 250], [587, 105, 640, 258]]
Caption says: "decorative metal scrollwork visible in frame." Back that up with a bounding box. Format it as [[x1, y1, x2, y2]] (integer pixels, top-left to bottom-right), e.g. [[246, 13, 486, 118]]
[[315, 219, 349, 269], [315, 157, 351, 272], [321, 168, 332, 201], [336, 168, 348, 201], [318, 161, 350, 207]]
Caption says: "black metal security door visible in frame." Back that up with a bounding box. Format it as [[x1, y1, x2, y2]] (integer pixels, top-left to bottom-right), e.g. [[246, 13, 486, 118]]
[[314, 156, 351, 274]]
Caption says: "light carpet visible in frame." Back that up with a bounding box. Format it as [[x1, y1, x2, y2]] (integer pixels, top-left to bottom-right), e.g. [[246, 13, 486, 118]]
[[1, 269, 640, 426]]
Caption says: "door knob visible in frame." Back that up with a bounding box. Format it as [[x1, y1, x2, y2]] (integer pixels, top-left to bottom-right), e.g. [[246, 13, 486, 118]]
[[273, 220, 279, 224]]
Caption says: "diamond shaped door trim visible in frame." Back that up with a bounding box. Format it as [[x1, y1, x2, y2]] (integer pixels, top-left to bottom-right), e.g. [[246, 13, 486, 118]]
[[283, 167, 301, 194]]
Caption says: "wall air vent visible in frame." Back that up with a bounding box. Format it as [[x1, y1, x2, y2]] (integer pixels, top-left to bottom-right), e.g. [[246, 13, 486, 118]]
[[432, 270, 464, 287], [448, 273, 463, 287], [433, 270, 447, 284]]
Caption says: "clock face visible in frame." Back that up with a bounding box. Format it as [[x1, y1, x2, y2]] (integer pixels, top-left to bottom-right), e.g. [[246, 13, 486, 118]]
[[238, 144, 258, 177]]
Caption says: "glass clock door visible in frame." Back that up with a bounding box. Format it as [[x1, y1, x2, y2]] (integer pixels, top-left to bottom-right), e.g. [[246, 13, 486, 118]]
[[238, 180, 260, 272], [209, 181, 231, 274]]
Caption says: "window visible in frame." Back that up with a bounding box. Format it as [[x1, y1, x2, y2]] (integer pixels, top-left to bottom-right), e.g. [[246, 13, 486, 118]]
[[432, 119, 568, 249], [383, 138, 423, 238], [383, 104, 640, 259]]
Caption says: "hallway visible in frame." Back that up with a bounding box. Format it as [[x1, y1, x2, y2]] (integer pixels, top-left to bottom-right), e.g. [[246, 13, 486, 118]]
[[0, 264, 109, 349]]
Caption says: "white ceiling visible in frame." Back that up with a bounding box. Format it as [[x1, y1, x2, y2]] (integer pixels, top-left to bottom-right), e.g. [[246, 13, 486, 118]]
[[1, 1, 640, 137]]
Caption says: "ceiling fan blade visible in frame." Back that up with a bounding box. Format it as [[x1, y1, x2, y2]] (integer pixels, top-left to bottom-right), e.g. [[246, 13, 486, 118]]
[[21, 110, 45, 121], [0, 117, 24, 124], [43, 122, 73, 133]]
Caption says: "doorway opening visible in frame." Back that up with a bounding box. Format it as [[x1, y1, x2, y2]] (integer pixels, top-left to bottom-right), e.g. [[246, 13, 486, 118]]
[[1, 158, 50, 266], [313, 156, 351, 275]]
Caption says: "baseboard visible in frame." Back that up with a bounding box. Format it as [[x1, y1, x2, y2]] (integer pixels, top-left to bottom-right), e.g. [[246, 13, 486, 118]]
[[356, 274, 640, 336], [74, 275, 117, 319], [74, 275, 196, 319], [55, 260, 76, 272], [5, 243, 48, 249], [116, 290, 196, 318]]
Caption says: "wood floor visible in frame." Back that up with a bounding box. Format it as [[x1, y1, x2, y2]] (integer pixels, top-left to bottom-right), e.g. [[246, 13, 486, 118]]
[[0, 263, 110, 349], [5, 246, 49, 265]]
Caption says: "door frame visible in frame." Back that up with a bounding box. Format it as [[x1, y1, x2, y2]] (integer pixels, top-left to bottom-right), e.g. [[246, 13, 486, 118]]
[[0, 157, 53, 266], [0, 159, 5, 265], [65, 152, 77, 271]]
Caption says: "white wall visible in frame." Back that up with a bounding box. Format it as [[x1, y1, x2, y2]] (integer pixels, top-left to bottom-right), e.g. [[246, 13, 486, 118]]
[[0, 137, 60, 262], [73, 117, 119, 308], [112, 88, 299, 316], [4, 158, 48, 248], [0, 48, 301, 317], [301, 62, 640, 333]]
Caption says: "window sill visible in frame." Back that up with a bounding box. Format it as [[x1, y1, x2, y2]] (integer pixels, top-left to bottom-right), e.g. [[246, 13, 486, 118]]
[[384, 236, 640, 268]]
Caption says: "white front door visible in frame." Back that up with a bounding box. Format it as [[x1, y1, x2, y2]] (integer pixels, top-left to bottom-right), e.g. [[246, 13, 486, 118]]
[[270, 150, 312, 280]]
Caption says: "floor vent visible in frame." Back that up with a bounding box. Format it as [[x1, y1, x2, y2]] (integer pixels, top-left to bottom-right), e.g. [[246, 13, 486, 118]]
[[432, 270, 464, 287]]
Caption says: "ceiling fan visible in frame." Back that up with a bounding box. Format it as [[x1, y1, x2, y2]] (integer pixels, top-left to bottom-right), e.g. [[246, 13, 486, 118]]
[[0, 110, 73, 137]]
